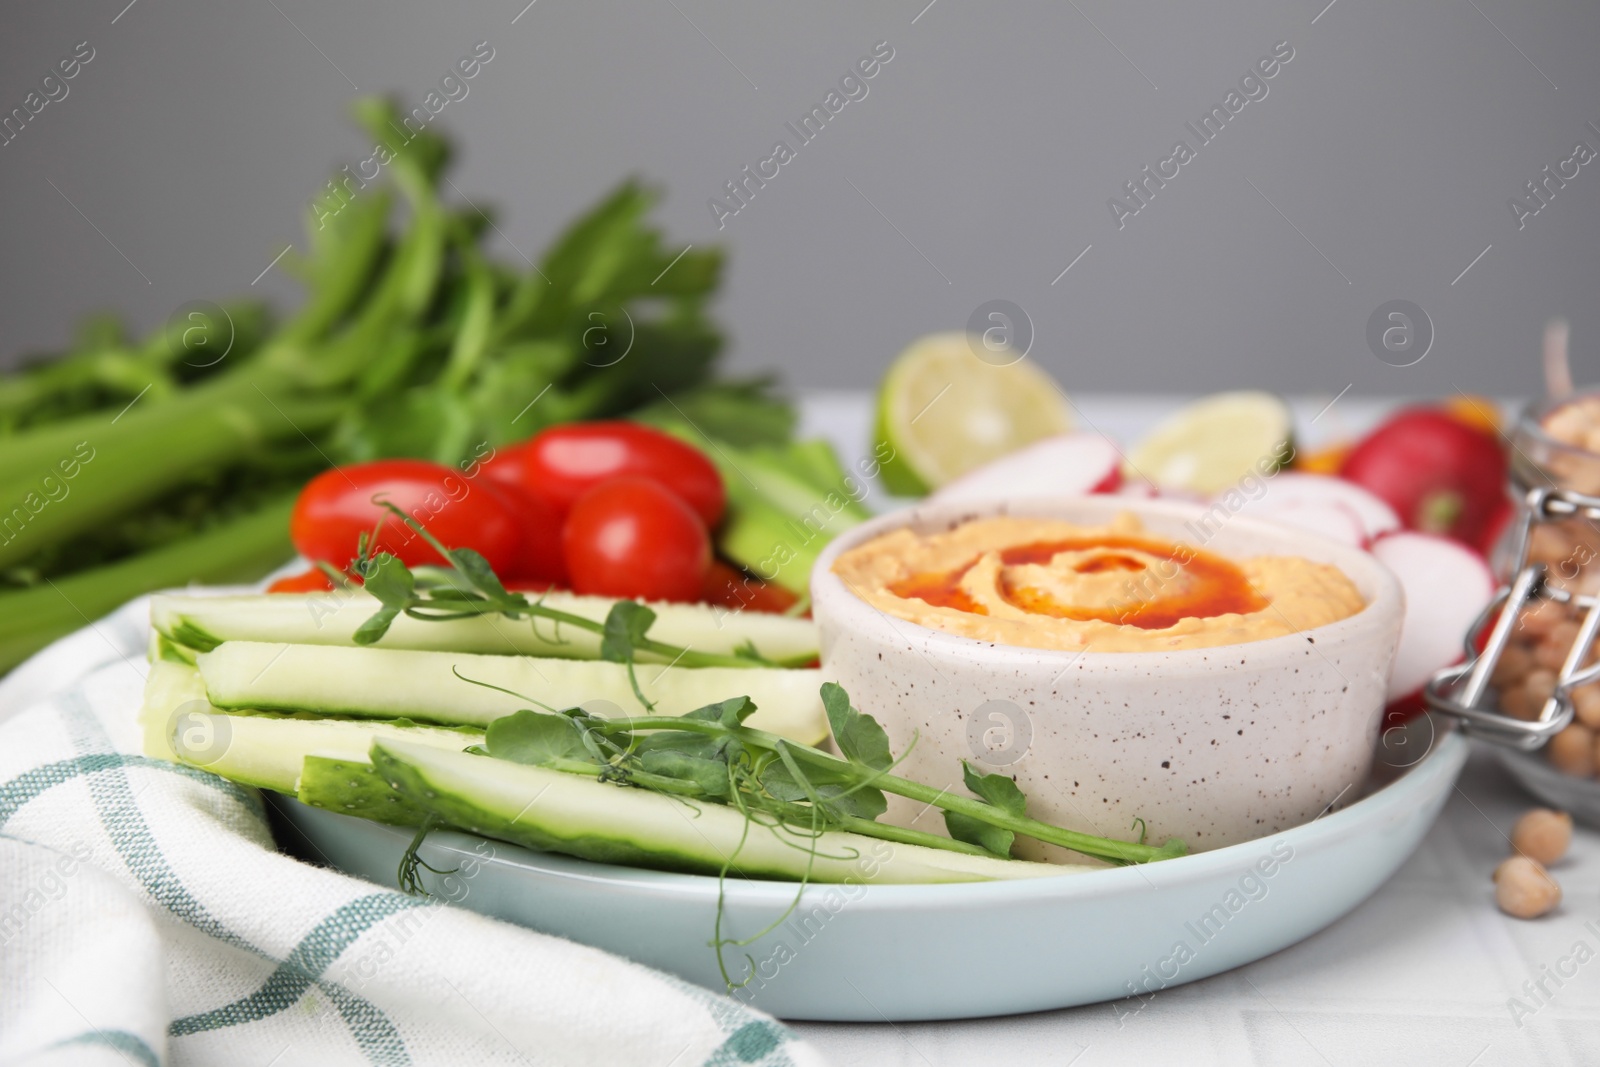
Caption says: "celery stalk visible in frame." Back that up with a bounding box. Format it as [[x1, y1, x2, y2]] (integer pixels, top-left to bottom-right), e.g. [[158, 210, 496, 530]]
[[0, 495, 295, 672], [693, 437, 869, 595], [0, 384, 338, 569]]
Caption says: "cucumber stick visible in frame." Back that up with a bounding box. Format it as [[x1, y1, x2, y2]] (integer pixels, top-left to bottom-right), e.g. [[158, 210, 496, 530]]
[[138, 659, 483, 793], [372, 739, 1081, 884], [180, 710, 481, 794], [139, 658, 215, 765], [151, 590, 818, 664], [299, 755, 431, 826], [195, 642, 828, 744]]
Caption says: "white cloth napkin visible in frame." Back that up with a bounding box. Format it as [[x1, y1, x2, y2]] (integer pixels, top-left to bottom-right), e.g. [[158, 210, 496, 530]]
[[0, 594, 826, 1067]]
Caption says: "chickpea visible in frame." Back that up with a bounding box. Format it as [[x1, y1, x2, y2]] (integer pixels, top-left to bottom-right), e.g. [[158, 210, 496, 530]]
[[1494, 856, 1562, 919], [1543, 402, 1598, 446], [1534, 621, 1581, 670], [1504, 670, 1558, 723], [1524, 669, 1558, 706], [1572, 684, 1600, 730], [1501, 685, 1544, 722], [1529, 525, 1576, 566], [1491, 643, 1534, 689], [1547, 722, 1596, 777], [1519, 601, 1563, 639], [1571, 560, 1600, 597], [1510, 809, 1572, 866]]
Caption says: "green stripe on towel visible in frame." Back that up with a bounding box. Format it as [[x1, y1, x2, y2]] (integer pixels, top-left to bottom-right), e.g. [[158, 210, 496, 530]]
[[50, 1028, 162, 1067]]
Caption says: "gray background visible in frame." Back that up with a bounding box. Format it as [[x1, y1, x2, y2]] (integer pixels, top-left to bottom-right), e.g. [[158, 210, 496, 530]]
[[2, 0, 1598, 399]]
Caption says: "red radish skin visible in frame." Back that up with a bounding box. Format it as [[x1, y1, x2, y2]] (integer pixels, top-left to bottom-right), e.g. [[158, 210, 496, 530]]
[[1339, 409, 1509, 547], [929, 434, 1122, 507], [1369, 531, 1496, 704], [1091, 468, 1123, 493]]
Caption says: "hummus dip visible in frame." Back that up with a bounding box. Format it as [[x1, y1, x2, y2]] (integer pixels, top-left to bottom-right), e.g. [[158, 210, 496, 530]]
[[830, 513, 1365, 652]]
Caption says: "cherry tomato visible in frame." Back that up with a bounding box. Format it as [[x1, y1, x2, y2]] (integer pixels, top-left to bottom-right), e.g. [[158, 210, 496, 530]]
[[290, 460, 523, 573], [486, 421, 726, 526], [266, 568, 335, 593], [700, 560, 800, 615], [497, 488, 567, 585], [562, 476, 710, 601]]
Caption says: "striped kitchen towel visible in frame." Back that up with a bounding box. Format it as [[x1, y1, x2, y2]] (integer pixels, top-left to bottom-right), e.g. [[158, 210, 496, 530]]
[[0, 594, 826, 1067]]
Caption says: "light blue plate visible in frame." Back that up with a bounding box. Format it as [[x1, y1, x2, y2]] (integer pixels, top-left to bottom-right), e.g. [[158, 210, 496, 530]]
[[268, 717, 1466, 1022]]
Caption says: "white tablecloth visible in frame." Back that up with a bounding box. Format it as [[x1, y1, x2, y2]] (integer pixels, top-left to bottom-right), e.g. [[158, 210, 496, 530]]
[[792, 392, 1597, 1067]]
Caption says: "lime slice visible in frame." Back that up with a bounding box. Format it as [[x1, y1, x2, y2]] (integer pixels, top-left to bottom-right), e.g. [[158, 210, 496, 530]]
[[875, 332, 1073, 495], [1126, 391, 1294, 494]]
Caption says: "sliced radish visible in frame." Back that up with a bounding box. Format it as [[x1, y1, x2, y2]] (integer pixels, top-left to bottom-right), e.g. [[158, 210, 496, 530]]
[[1112, 480, 1160, 499], [1242, 500, 1368, 546], [1218, 472, 1401, 544], [1369, 531, 1496, 703], [929, 433, 1122, 507]]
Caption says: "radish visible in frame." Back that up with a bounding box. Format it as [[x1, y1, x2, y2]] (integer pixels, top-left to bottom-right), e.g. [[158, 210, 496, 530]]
[[1369, 531, 1496, 704], [1340, 408, 1509, 550], [1112, 481, 1160, 500], [929, 433, 1122, 507], [1242, 501, 1368, 546], [1218, 472, 1400, 545]]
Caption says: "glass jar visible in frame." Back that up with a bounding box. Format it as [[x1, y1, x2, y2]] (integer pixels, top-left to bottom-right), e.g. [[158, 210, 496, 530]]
[[1490, 393, 1600, 776]]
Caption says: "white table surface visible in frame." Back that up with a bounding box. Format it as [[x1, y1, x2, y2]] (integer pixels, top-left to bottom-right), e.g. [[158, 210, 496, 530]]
[[791, 392, 1596, 1067]]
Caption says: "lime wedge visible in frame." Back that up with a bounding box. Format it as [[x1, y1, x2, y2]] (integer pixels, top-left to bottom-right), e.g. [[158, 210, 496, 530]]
[[1126, 391, 1294, 494], [875, 332, 1073, 495]]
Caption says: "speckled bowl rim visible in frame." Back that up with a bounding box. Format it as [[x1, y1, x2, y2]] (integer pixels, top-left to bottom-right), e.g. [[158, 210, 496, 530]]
[[809, 494, 1404, 671]]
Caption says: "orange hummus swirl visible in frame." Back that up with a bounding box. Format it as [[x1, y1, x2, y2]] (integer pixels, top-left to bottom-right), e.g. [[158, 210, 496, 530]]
[[830, 513, 1366, 652]]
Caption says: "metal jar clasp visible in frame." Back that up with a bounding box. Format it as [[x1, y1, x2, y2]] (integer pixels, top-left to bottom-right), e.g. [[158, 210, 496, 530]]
[[1423, 486, 1600, 749]]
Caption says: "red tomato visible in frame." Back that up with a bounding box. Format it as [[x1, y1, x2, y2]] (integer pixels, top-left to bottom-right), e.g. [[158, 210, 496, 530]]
[[497, 489, 567, 585], [291, 460, 523, 573], [700, 560, 800, 615], [266, 568, 335, 593], [562, 476, 710, 601], [486, 421, 726, 526]]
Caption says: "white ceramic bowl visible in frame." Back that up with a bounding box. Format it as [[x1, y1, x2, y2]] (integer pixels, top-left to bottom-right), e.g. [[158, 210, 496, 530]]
[[811, 496, 1405, 856]]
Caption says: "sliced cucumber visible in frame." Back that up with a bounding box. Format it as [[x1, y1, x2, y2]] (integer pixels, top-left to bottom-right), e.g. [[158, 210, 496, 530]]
[[1126, 390, 1294, 495], [195, 642, 828, 744], [139, 658, 215, 764], [180, 710, 482, 794], [150, 590, 818, 664], [371, 739, 1080, 884], [155, 633, 199, 666], [300, 755, 430, 826], [140, 659, 483, 792]]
